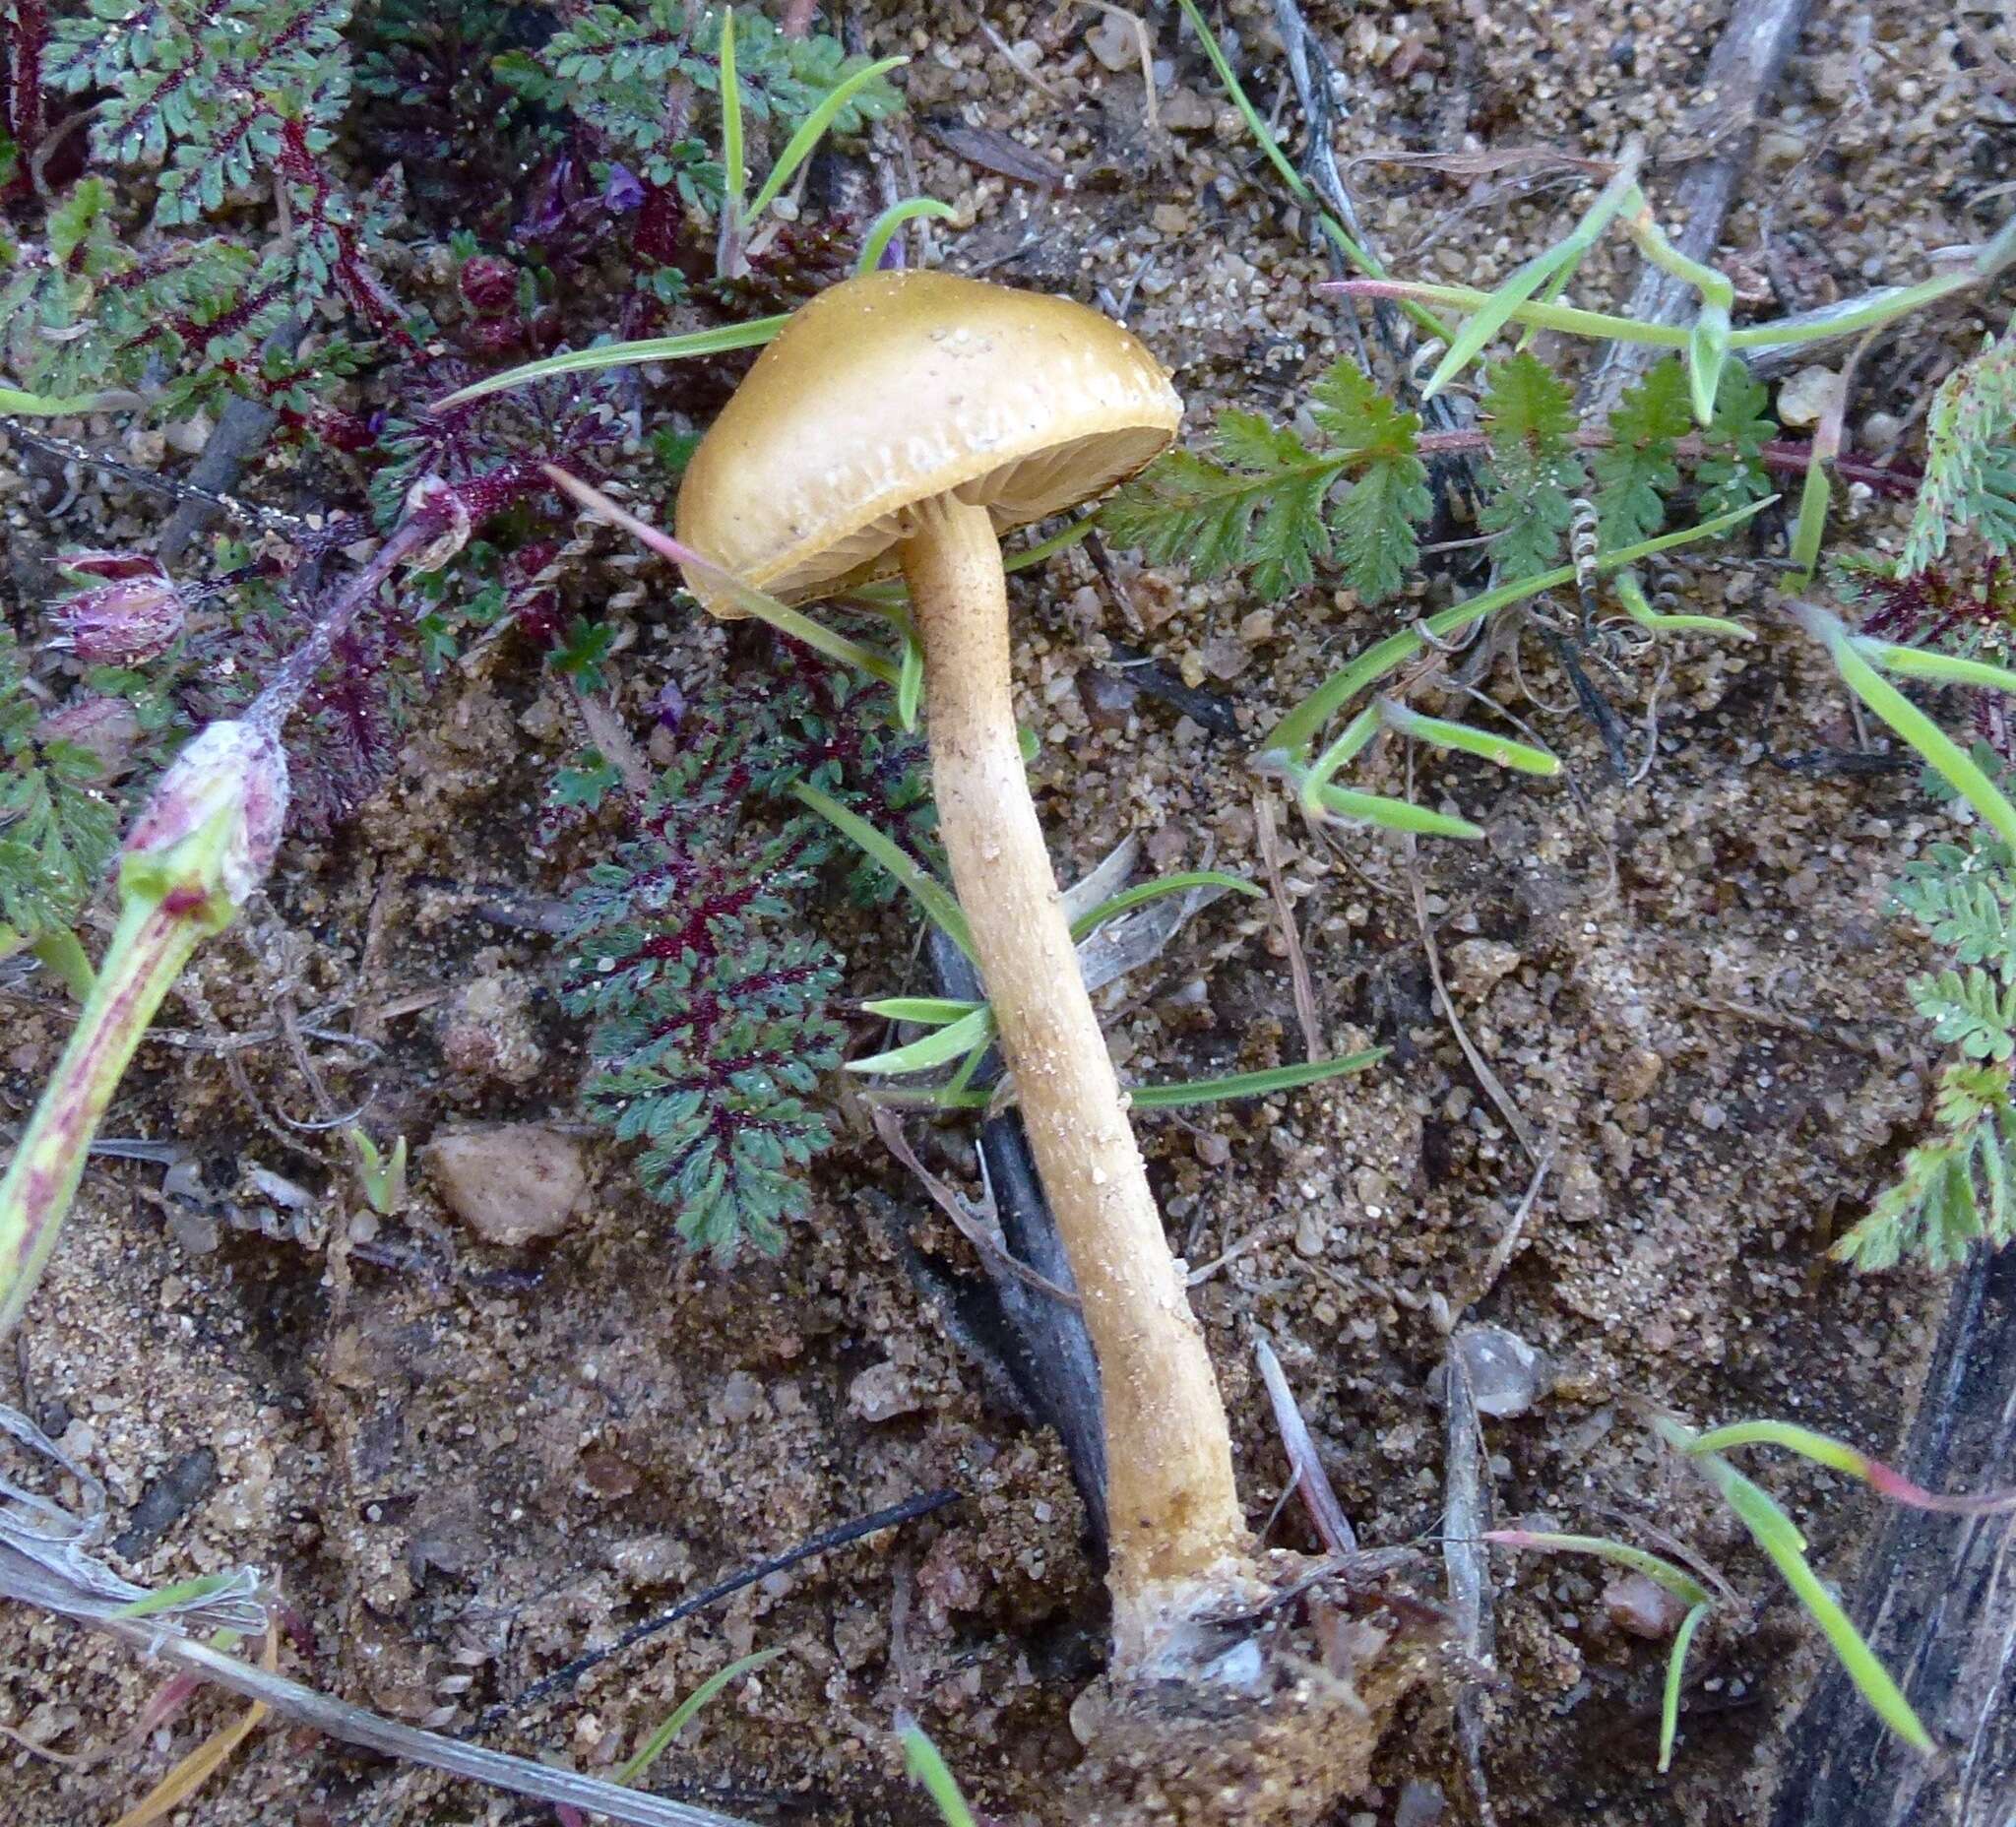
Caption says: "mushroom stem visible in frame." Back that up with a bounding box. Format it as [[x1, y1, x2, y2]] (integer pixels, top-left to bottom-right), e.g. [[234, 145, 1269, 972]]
[[901, 496, 1249, 1652]]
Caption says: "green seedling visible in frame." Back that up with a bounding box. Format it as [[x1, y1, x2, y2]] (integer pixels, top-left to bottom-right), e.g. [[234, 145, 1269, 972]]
[[1484, 1529, 1714, 1772], [800, 780, 1380, 1107], [1612, 571, 1753, 642], [1492, 1405, 1974, 1771], [346, 1127, 409, 1218], [1260, 497, 1772, 764], [614, 1647, 785, 1787], [1792, 600, 2016, 850], [898, 1715, 977, 1827], [1655, 1414, 1933, 1755], [1686, 1418, 2016, 1513], [856, 198, 959, 275]]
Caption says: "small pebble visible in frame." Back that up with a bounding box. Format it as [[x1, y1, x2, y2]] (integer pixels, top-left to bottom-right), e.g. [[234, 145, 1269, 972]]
[[426, 1124, 587, 1247], [1604, 1571, 1689, 1639], [1451, 1323, 1551, 1418], [849, 1359, 925, 1422], [1445, 938, 1521, 999]]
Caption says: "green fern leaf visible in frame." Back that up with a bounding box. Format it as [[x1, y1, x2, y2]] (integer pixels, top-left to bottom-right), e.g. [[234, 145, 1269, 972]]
[[1903, 322, 2016, 573], [1912, 966, 2016, 1061], [0, 630, 120, 953], [1102, 357, 1431, 604], [1695, 359, 1776, 517], [1593, 358, 1693, 545], [1308, 360, 1430, 603], [1479, 352, 1584, 579]]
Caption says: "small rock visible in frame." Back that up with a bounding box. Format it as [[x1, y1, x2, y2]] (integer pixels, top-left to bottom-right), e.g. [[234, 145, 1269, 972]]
[[1451, 1323, 1551, 1418], [1777, 364, 1845, 429], [1555, 1151, 1606, 1226], [1150, 203, 1191, 235], [1294, 1207, 1328, 1257], [1445, 938, 1521, 999], [607, 1533, 694, 1587], [1396, 1782, 1447, 1827], [1604, 1571, 1688, 1639], [427, 1124, 586, 1246], [1161, 87, 1216, 131], [1086, 16, 1139, 72], [849, 1359, 924, 1422], [437, 973, 544, 1088]]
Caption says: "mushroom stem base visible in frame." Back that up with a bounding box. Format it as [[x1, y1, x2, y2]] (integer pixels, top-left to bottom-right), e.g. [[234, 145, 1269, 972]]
[[902, 495, 1248, 1637]]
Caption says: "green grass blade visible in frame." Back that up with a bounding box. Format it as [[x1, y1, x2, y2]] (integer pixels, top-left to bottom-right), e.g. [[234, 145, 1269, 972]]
[[1299, 706, 1382, 811], [1309, 783, 1483, 839], [1661, 1602, 1713, 1772], [1794, 599, 2016, 850], [1379, 700, 1561, 775], [617, 1647, 785, 1784], [1482, 1530, 1714, 1607], [897, 627, 923, 729], [109, 1573, 246, 1619], [790, 779, 975, 959], [1685, 1418, 2016, 1513], [860, 997, 983, 1026], [1129, 1049, 1386, 1108], [1689, 1446, 1933, 1754], [1790, 442, 1832, 583], [747, 56, 910, 221], [541, 465, 900, 684], [899, 1717, 977, 1827], [1422, 162, 1639, 398], [1261, 496, 1774, 756], [857, 197, 958, 274], [1614, 571, 1753, 641], [719, 8, 744, 227], [1329, 277, 1691, 346], [429, 319, 788, 410], [1857, 639, 2016, 696], [1070, 870, 1263, 940], [0, 386, 145, 416], [847, 1005, 996, 1077]]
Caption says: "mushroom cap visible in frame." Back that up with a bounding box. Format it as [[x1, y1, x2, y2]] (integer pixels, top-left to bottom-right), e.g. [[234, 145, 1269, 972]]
[[673, 271, 1180, 615]]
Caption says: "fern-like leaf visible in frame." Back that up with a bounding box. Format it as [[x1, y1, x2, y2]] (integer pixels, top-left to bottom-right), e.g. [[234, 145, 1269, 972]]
[[1836, 1063, 2016, 1270], [1902, 322, 2016, 574], [1895, 841, 2016, 971], [1696, 359, 1775, 518], [1912, 966, 2016, 1061], [0, 629, 119, 953], [563, 658, 929, 1256], [1593, 358, 1693, 546], [1102, 356, 1428, 605], [1479, 351, 1584, 579], [1310, 360, 1431, 604]]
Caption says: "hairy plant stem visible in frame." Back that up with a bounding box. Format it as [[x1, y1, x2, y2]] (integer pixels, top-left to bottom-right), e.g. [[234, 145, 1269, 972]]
[[901, 496, 1247, 1658], [0, 858, 219, 1337]]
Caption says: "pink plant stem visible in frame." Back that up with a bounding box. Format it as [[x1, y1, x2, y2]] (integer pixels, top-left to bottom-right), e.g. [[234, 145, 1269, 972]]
[[252, 513, 441, 730]]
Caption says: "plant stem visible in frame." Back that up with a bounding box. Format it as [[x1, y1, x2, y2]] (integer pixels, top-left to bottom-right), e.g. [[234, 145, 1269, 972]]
[[0, 887, 211, 1337], [902, 496, 1246, 1654]]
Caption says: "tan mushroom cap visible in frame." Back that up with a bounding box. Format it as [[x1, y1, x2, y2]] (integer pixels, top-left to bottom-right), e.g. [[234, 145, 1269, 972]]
[[673, 270, 1181, 615]]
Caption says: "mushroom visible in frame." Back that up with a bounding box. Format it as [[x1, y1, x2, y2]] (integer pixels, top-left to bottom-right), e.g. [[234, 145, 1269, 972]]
[[674, 271, 1251, 1663]]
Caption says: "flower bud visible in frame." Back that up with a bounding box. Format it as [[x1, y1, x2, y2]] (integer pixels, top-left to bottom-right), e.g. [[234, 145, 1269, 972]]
[[36, 695, 142, 778], [53, 552, 186, 665], [459, 254, 520, 317], [120, 720, 289, 923]]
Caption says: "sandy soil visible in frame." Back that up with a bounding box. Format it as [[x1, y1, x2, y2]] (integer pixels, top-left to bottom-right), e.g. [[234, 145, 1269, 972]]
[[3, 1, 2009, 1822]]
